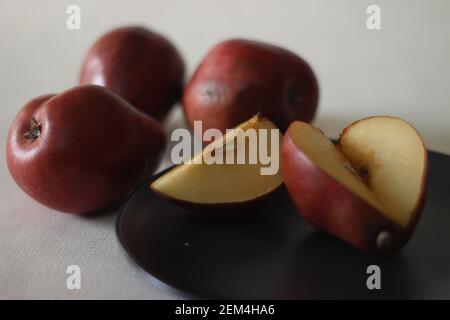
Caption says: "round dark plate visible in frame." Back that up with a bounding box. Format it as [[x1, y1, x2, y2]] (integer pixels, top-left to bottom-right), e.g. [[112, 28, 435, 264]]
[[116, 151, 450, 299]]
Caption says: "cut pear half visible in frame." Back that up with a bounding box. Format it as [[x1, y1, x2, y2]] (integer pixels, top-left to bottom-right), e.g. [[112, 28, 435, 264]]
[[151, 114, 283, 209], [282, 116, 427, 252]]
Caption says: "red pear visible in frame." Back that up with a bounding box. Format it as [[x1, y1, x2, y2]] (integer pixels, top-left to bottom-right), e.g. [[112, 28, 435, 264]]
[[183, 39, 319, 132], [6, 85, 166, 214], [80, 26, 185, 119]]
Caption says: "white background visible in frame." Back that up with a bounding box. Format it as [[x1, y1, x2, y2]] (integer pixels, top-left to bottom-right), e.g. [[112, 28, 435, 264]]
[[0, 0, 449, 299]]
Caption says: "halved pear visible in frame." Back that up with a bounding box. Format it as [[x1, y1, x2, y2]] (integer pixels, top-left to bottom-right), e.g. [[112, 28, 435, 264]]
[[151, 114, 283, 211], [282, 116, 427, 253]]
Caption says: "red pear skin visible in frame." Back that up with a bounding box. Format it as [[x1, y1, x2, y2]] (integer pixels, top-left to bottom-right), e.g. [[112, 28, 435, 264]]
[[80, 26, 185, 119], [183, 39, 319, 132], [281, 131, 427, 253], [6, 85, 166, 214]]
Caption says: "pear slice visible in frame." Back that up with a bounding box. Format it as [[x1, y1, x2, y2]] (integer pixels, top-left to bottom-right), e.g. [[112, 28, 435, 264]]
[[151, 114, 283, 210], [282, 116, 427, 253]]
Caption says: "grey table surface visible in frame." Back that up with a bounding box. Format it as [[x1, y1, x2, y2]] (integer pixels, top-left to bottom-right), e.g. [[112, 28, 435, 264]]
[[0, 0, 449, 299]]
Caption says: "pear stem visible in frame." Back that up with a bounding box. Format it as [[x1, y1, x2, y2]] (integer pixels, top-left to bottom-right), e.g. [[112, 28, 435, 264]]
[[23, 118, 41, 142], [376, 230, 395, 252]]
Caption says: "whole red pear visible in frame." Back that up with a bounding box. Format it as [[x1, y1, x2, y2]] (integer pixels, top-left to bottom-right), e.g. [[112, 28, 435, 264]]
[[80, 26, 185, 119], [6, 85, 166, 214], [183, 39, 319, 132]]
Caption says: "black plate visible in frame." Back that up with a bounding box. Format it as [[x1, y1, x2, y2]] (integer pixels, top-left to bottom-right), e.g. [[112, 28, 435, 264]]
[[116, 151, 450, 299]]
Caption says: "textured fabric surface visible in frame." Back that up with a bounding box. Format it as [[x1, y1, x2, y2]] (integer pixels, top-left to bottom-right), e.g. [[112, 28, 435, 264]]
[[1, 0, 450, 299]]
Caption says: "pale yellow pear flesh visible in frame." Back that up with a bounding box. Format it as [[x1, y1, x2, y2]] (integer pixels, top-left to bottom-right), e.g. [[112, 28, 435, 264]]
[[151, 115, 283, 206], [339, 117, 427, 227]]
